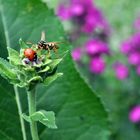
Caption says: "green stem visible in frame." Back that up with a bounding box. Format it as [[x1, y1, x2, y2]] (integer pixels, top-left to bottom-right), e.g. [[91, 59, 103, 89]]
[[27, 88, 40, 140], [14, 85, 27, 140]]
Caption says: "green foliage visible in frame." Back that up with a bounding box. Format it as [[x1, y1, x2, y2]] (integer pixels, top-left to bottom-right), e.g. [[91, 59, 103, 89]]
[[22, 110, 57, 129], [7, 47, 21, 65], [1, 39, 65, 90], [50, 58, 63, 69], [22, 113, 31, 123], [19, 38, 29, 49], [31, 110, 57, 129], [0, 57, 18, 83], [0, 0, 109, 140], [44, 73, 63, 86]]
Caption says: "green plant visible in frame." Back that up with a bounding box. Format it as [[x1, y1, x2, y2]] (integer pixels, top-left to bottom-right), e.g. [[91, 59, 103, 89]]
[[0, 37, 67, 140], [0, 0, 109, 140]]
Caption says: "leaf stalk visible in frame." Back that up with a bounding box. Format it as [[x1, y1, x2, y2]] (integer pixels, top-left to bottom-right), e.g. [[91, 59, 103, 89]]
[[27, 88, 40, 140], [14, 85, 27, 140]]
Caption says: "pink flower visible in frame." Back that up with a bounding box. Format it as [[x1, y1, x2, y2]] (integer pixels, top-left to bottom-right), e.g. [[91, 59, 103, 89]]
[[89, 57, 105, 74], [71, 47, 82, 61], [128, 52, 140, 65], [82, 7, 109, 33], [71, 0, 93, 8], [57, 0, 110, 35], [71, 4, 84, 16], [129, 105, 140, 123], [131, 33, 140, 47], [120, 41, 132, 55], [113, 62, 129, 80], [57, 5, 72, 20], [85, 39, 109, 56], [82, 23, 95, 33]]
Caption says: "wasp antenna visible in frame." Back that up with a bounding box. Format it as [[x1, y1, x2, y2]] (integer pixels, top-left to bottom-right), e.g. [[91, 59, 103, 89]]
[[41, 31, 46, 41]]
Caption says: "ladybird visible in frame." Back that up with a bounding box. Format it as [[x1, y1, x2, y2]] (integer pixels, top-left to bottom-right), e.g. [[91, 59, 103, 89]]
[[24, 48, 37, 61]]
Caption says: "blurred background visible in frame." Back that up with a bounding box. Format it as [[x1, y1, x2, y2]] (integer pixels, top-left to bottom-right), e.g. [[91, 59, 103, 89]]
[[53, 0, 140, 140], [1, 0, 140, 140]]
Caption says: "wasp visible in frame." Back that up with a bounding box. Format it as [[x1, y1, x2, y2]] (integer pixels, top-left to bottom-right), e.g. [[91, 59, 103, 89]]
[[37, 31, 65, 56], [37, 40, 60, 53]]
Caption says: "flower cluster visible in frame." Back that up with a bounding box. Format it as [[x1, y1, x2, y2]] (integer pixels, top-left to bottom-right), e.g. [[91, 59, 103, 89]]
[[57, 0, 109, 35], [121, 32, 140, 76], [57, 0, 110, 75], [86, 39, 109, 74]]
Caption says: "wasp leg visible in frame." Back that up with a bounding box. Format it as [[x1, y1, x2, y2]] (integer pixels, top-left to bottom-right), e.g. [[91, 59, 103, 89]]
[[53, 46, 59, 58], [46, 46, 51, 58]]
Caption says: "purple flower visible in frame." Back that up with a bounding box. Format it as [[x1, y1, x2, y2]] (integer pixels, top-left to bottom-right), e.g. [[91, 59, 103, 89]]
[[82, 23, 95, 33], [82, 7, 109, 33], [71, 0, 93, 7], [128, 52, 140, 65], [71, 4, 84, 16], [89, 57, 105, 74], [57, 0, 110, 35], [120, 41, 132, 55], [121, 33, 140, 56], [82, 15, 97, 33], [85, 39, 109, 56], [57, 5, 72, 20], [131, 33, 140, 47], [129, 105, 140, 123], [120, 32, 140, 76], [113, 62, 129, 80], [71, 47, 82, 61]]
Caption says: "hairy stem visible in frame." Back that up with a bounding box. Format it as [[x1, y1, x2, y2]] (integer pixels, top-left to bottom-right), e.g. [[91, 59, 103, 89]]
[[14, 85, 27, 140], [27, 88, 40, 140]]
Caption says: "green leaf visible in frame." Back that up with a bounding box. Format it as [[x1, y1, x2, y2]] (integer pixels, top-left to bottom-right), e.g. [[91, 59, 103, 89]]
[[19, 38, 29, 49], [50, 58, 63, 69], [0, 0, 109, 140], [49, 51, 68, 69], [23, 67, 35, 71], [16, 82, 28, 88], [44, 73, 63, 86], [7, 47, 21, 65], [31, 110, 57, 129], [0, 57, 17, 80], [38, 66, 50, 73], [22, 113, 31, 123], [28, 76, 43, 83], [22, 110, 57, 129], [43, 59, 52, 66]]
